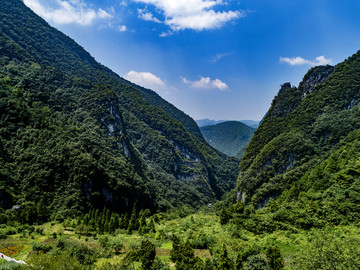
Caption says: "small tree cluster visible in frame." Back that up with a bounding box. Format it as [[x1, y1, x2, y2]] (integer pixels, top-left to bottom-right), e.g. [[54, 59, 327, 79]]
[[79, 206, 155, 235]]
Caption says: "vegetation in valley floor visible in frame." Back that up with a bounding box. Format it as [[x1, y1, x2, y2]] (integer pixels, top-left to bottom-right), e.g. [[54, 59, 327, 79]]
[[0, 208, 359, 269]]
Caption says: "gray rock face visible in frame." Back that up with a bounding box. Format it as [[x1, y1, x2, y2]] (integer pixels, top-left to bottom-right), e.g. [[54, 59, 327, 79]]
[[299, 65, 335, 98]]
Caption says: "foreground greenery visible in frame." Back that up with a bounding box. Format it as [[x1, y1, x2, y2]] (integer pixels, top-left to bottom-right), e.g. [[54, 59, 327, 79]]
[[1, 209, 359, 269]]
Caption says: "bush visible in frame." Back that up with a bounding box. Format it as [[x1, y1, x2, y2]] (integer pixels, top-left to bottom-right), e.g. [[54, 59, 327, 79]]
[[110, 239, 124, 254], [244, 254, 270, 270], [32, 243, 52, 253]]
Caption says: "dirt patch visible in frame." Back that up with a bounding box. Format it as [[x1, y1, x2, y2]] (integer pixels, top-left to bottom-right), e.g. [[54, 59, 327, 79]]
[[156, 248, 170, 256], [195, 249, 211, 258]]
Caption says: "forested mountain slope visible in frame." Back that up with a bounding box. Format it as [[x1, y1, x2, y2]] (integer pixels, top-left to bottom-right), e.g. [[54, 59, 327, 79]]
[[0, 0, 239, 219], [227, 55, 360, 230], [200, 121, 255, 157]]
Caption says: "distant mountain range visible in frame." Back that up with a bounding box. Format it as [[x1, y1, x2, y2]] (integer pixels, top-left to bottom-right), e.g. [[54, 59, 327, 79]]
[[196, 119, 260, 129], [200, 121, 255, 158]]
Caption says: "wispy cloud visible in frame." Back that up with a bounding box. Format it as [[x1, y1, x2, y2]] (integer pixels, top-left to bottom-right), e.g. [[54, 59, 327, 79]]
[[137, 9, 161, 23], [133, 0, 244, 31], [182, 76, 229, 91], [23, 0, 113, 26], [210, 52, 232, 63], [125, 71, 166, 89], [118, 25, 127, 32], [280, 56, 332, 66]]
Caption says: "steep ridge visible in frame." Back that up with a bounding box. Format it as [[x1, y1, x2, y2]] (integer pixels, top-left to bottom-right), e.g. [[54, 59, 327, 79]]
[[0, 0, 239, 216], [200, 121, 255, 157], [0, 0, 203, 142], [233, 53, 360, 228]]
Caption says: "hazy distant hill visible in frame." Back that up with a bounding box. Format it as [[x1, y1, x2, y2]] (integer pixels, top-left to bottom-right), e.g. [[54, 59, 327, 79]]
[[196, 119, 259, 128], [200, 121, 255, 157]]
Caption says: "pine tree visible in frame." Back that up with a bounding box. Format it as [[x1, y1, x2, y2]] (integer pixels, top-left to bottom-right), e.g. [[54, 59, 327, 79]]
[[148, 218, 156, 233], [36, 200, 49, 224], [128, 204, 139, 232], [139, 239, 156, 270], [138, 214, 147, 235], [121, 213, 129, 229]]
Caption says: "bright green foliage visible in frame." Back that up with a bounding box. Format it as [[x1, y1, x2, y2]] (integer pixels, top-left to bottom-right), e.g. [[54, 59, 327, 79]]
[[291, 230, 360, 269], [110, 239, 124, 255], [26, 253, 84, 270]]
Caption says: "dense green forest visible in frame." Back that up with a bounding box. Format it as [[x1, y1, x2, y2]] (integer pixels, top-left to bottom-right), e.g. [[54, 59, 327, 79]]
[[200, 121, 255, 158], [0, 0, 239, 219], [0, 0, 360, 269]]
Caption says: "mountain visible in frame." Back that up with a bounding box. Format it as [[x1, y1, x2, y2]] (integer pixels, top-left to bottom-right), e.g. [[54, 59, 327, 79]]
[[0, 0, 239, 217], [196, 119, 259, 128], [196, 119, 226, 127], [239, 120, 260, 129], [228, 57, 360, 230], [200, 121, 255, 158]]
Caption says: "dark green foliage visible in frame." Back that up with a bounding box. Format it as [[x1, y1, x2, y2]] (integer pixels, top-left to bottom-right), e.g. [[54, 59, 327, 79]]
[[128, 205, 140, 232], [32, 243, 52, 253], [200, 121, 255, 157], [138, 239, 156, 270], [265, 245, 283, 270], [0, 0, 239, 221], [217, 245, 232, 270], [225, 51, 360, 230], [244, 255, 270, 270], [219, 206, 230, 225]]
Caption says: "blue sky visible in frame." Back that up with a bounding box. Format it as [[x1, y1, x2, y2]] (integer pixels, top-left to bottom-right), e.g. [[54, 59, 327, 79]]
[[24, 0, 360, 121]]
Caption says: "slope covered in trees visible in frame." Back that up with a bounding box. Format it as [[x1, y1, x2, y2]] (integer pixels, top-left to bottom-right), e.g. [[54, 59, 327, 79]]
[[222, 55, 360, 231], [0, 0, 239, 219], [200, 121, 255, 158]]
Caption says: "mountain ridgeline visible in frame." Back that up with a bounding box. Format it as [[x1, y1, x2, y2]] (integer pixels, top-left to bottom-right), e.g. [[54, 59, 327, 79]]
[[0, 0, 239, 219], [200, 121, 255, 158], [228, 58, 360, 230]]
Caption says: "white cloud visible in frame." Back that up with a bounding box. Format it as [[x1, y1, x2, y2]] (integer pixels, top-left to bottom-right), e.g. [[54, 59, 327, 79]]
[[118, 25, 127, 32], [133, 0, 244, 31], [137, 9, 161, 23], [182, 76, 229, 91], [23, 0, 113, 26], [280, 56, 332, 66], [210, 52, 232, 63], [125, 71, 166, 89]]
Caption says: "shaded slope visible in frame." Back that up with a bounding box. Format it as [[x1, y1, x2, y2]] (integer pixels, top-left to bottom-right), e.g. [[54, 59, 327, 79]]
[[234, 54, 360, 226], [0, 0, 203, 142], [0, 0, 239, 216]]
